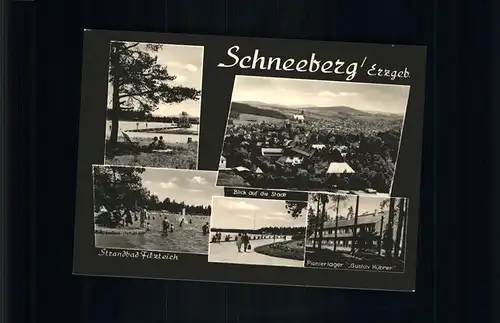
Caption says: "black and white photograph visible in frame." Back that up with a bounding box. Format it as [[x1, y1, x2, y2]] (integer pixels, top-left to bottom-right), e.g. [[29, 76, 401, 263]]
[[208, 196, 308, 268], [104, 41, 204, 170], [75, 30, 426, 290], [92, 165, 222, 254], [304, 193, 409, 272], [216, 75, 409, 195]]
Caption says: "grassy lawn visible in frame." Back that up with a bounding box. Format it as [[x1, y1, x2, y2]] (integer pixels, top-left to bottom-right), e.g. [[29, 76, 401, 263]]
[[254, 240, 305, 261], [216, 171, 251, 187], [105, 138, 198, 169]]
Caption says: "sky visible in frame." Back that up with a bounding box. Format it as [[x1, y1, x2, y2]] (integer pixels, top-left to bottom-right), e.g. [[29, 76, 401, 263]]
[[211, 197, 307, 230], [107, 41, 204, 118], [140, 169, 222, 206], [310, 194, 403, 217], [231, 75, 410, 115]]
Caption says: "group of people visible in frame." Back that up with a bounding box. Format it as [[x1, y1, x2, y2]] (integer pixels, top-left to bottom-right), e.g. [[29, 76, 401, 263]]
[[148, 136, 167, 150], [96, 206, 213, 239], [162, 217, 174, 236], [95, 205, 148, 229], [211, 232, 223, 243], [161, 216, 194, 236], [236, 233, 251, 253]]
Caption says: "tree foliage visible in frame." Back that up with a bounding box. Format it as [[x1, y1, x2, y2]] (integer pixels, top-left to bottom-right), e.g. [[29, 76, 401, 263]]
[[330, 194, 350, 251], [379, 197, 408, 259], [93, 165, 146, 211], [108, 42, 201, 144], [284, 201, 308, 218]]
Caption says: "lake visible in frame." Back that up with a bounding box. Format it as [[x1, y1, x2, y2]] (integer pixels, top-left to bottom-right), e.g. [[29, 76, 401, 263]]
[[105, 121, 200, 143], [95, 213, 209, 254]]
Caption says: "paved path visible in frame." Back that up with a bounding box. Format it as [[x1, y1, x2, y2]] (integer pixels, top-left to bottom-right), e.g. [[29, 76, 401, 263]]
[[208, 238, 304, 268]]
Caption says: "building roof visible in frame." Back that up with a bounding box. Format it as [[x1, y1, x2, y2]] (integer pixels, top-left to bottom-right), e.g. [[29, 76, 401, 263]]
[[261, 147, 284, 156], [290, 146, 315, 158], [326, 162, 355, 174], [321, 211, 387, 230], [276, 156, 289, 165], [234, 166, 251, 172], [277, 156, 303, 165], [307, 210, 399, 240], [308, 212, 382, 239], [255, 167, 264, 174]]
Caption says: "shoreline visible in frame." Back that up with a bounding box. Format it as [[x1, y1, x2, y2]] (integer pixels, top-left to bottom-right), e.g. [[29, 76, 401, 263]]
[[126, 127, 198, 135], [95, 226, 147, 235]]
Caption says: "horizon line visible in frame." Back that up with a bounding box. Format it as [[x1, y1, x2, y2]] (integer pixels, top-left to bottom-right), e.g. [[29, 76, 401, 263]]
[[234, 100, 405, 115], [211, 226, 306, 230]]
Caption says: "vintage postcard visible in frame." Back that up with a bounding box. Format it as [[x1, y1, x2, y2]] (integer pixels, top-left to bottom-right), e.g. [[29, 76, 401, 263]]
[[74, 30, 426, 291]]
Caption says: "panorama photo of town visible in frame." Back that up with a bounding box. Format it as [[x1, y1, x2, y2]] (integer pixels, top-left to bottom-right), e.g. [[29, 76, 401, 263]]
[[216, 75, 411, 195], [104, 41, 204, 170]]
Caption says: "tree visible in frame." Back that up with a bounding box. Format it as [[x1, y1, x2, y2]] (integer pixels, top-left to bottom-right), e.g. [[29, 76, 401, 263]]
[[147, 194, 161, 210], [285, 201, 308, 218], [108, 42, 201, 145], [92, 165, 146, 227], [330, 195, 350, 251], [356, 230, 377, 250], [317, 194, 330, 250], [312, 195, 321, 248], [397, 198, 409, 260], [393, 198, 406, 258], [306, 206, 318, 247], [175, 111, 192, 128], [346, 206, 354, 220], [381, 198, 396, 258], [350, 195, 360, 255]]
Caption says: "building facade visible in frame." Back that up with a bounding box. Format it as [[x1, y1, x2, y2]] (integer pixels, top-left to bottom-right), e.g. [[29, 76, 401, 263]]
[[308, 210, 403, 253]]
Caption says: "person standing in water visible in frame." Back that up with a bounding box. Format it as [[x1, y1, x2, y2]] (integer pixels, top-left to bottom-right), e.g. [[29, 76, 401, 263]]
[[202, 222, 209, 235], [162, 218, 172, 236], [180, 218, 184, 228], [139, 208, 146, 228]]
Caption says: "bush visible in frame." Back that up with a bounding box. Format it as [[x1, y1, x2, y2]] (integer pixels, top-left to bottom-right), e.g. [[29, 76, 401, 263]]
[[95, 211, 120, 228], [254, 241, 304, 260]]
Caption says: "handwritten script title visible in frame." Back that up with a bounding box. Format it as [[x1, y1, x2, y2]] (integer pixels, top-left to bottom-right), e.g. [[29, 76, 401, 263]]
[[216, 45, 410, 81]]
